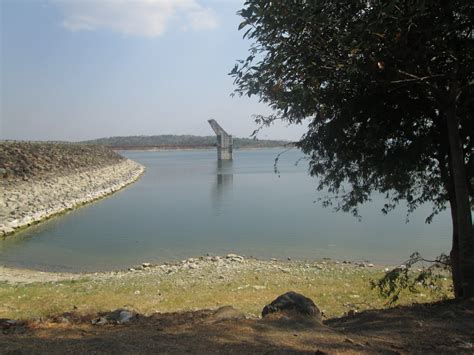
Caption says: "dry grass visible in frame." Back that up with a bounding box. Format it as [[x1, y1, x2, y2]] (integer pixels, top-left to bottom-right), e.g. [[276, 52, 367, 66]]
[[0, 260, 452, 321]]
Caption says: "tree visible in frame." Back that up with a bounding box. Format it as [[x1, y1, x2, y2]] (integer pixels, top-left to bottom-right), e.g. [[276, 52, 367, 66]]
[[231, 0, 473, 298]]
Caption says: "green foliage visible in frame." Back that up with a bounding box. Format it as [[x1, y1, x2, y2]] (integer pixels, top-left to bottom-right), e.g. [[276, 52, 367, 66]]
[[370, 252, 451, 305], [80, 135, 289, 149], [231, 0, 473, 219]]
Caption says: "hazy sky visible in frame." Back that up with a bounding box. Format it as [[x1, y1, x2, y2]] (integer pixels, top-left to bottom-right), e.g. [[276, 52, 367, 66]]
[[0, 0, 307, 141]]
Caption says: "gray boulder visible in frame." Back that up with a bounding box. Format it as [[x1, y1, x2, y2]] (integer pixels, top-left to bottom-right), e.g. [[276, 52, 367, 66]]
[[262, 291, 321, 321]]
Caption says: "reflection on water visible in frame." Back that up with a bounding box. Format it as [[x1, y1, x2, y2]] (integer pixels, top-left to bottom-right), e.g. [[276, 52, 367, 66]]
[[0, 149, 451, 272], [212, 160, 234, 213]]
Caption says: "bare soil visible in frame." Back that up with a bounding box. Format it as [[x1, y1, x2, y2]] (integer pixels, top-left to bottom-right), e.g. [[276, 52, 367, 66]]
[[1, 299, 473, 354]]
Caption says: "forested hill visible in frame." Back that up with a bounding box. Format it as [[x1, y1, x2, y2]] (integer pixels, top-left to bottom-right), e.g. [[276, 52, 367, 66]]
[[80, 135, 290, 150]]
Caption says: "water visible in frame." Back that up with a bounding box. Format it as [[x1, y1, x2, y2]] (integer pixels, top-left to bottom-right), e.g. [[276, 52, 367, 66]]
[[0, 149, 451, 272]]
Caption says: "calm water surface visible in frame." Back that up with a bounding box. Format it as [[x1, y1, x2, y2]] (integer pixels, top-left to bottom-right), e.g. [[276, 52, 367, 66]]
[[0, 149, 451, 272]]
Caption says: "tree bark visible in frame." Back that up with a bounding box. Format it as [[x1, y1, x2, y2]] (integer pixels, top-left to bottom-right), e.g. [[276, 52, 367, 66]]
[[449, 198, 462, 297], [446, 104, 474, 298]]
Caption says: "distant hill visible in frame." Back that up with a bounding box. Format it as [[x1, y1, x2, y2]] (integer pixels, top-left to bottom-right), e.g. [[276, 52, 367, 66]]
[[80, 135, 291, 150]]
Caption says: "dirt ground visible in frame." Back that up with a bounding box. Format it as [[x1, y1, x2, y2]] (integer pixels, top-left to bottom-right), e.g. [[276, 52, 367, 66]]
[[1, 298, 473, 354]]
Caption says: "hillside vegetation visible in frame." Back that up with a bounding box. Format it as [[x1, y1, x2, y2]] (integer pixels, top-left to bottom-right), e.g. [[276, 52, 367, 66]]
[[81, 135, 290, 149]]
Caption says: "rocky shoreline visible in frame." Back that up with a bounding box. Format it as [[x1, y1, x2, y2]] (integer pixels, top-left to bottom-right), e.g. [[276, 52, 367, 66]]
[[0, 253, 382, 284], [0, 142, 145, 237]]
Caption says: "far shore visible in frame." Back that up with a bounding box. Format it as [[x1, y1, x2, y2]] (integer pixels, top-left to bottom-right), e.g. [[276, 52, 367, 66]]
[[113, 145, 291, 152]]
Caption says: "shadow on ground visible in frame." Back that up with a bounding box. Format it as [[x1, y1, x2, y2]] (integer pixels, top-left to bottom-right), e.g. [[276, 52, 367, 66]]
[[1, 299, 473, 354]]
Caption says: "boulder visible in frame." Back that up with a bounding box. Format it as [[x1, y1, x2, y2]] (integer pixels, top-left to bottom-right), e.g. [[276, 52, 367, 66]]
[[262, 291, 321, 321]]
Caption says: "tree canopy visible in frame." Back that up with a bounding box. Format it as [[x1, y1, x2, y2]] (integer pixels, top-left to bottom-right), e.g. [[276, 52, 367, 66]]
[[231, 0, 473, 297]]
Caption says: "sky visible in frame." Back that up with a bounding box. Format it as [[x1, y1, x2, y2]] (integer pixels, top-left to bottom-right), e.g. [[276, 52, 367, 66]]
[[0, 0, 307, 142]]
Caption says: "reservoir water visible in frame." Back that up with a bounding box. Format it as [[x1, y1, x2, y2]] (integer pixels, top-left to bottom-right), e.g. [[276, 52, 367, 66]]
[[0, 149, 451, 272]]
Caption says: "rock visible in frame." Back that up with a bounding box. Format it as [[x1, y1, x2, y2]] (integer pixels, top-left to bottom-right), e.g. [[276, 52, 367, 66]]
[[91, 317, 108, 325], [142, 262, 151, 268], [116, 310, 136, 324], [226, 253, 241, 259], [95, 309, 138, 324], [0, 319, 20, 330], [2, 227, 14, 234], [458, 341, 473, 349], [261, 291, 321, 321], [226, 254, 244, 262]]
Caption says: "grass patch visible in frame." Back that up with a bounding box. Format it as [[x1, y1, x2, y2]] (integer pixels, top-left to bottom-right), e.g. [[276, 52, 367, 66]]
[[0, 261, 452, 320]]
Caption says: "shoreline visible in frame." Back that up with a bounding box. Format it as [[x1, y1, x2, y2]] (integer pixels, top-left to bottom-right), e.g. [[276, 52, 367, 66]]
[[114, 146, 290, 152], [1, 159, 145, 238], [0, 254, 387, 284]]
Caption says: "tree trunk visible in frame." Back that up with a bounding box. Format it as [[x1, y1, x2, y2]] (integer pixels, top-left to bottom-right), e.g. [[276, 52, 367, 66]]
[[449, 198, 462, 297], [446, 104, 474, 298]]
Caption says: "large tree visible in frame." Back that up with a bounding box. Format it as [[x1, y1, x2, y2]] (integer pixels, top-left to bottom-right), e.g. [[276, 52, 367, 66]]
[[231, 0, 473, 297]]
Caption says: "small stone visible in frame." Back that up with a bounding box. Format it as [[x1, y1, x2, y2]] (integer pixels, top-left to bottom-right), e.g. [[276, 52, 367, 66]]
[[92, 317, 108, 325], [226, 253, 241, 259], [142, 262, 151, 268], [458, 342, 473, 349]]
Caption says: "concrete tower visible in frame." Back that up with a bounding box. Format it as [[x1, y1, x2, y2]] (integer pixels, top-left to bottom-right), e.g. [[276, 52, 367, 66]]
[[208, 119, 233, 160]]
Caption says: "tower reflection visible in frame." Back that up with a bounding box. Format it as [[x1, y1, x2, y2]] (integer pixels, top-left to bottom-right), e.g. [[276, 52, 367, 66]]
[[211, 160, 233, 214]]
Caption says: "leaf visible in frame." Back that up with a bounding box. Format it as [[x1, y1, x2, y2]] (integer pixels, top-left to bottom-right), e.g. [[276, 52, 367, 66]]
[[238, 20, 248, 31]]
